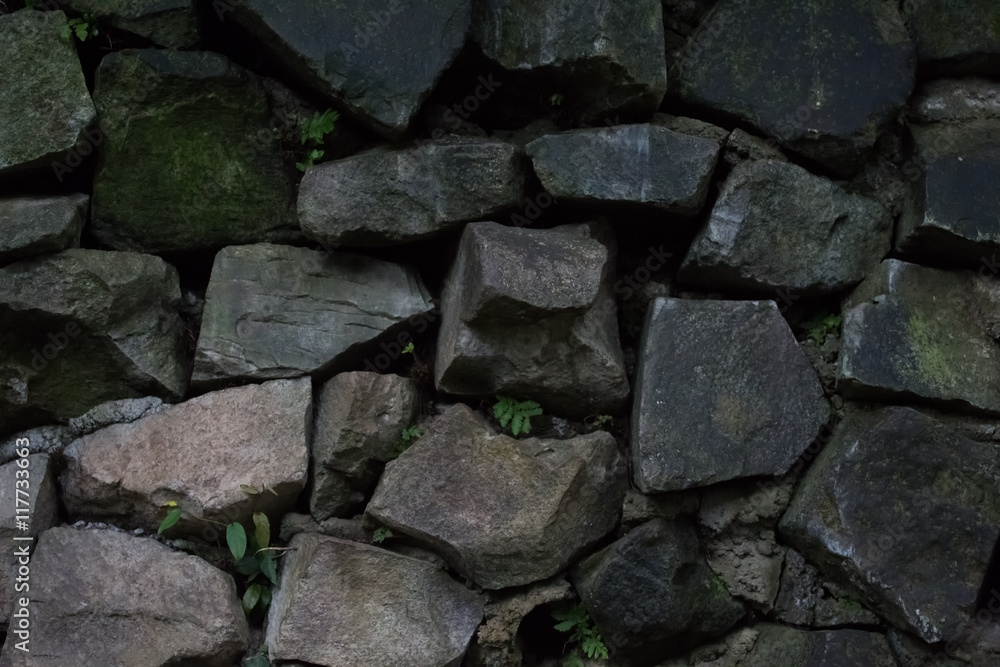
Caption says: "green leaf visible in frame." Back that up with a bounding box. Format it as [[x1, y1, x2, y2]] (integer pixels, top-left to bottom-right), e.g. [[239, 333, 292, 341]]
[[253, 512, 270, 549], [260, 586, 272, 607], [564, 653, 585, 667], [266, 485, 278, 496], [235, 555, 260, 576], [74, 23, 88, 40], [59, 23, 72, 41], [227, 523, 247, 561], [242, 583, 262, 614], [240, 484, 261, 495], [512, 413, 524, 436], [583, 633, 608, 659], [372, 527, 393, 544], [402, 342, 415, 354], [157, 507, 183, 534], [259, 553, 278, 585], [245, 656, 269, 667], [554, 619, 577, 632]]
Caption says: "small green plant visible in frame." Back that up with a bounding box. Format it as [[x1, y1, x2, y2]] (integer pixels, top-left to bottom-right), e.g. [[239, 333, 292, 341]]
[[548, 93, 564, 107], [372, 527, 394, 544], [296, 108, 339, 171], [60, 14, 98, 42], [402, 342, 415, 355], [552, 602, 608, 666], [243, 645, 270, 667], [390, 425, 422, 459], [157, 485, 282, 616], [588, 414, 612, 429], [803, 313, 843, 345], [493, 396, 542, 436]]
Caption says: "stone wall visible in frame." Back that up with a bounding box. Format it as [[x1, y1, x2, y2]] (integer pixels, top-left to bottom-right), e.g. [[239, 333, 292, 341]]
[[1, 0, 999, 665]]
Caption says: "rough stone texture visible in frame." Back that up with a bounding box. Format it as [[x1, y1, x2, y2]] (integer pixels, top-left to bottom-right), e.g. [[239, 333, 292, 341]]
[[435, 221, 629, 418], [472, 0, 666, 123], [61, 378, 311, 535], [91, 49, 298, 253], [672, 0, 915, 174], [470, 579, 574, 667], [525, 124, 721, 216], [631, 298, 829, 492], [192, 243, 433, 387], [704, 528, 784, 611], [838, 259, 1000, 415], [680, 160, 892, 295], [0, 454, 58, 628], [366, 404, 628, 589], [0, 527, 248, 667], [903, 0, 1000, 75], [909, 79, 1000, 125], [228, 0, 470, 138], [572, 519, 744, 666], [738, 625, 896, 667], [697, 478, 797, 533], [0, 250, 189, 435], [621, 488, 699, 533], [299, 140, 527, 246], [0, 195, 87, 266], [773, 549, 881, 628], [266, 533, 483, 667], [311, 372, 420, 520], [279, 513, 369, 544], [895, 122, 1000, 267], [780, 407, 1000, 643], [65, 0, 199, 48], [657, 627, 761, 667], [0, 10, 97, 177], [0, 425, 75, 465], [65, 395, 169, 435]]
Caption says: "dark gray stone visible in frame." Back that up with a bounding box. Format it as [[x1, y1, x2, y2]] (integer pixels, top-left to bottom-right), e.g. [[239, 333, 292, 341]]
[[908, 79, 1000, 126], [266, 533, 483, 666], [903, 0, 1000, 75], [0, 250, 189, 435], [310, 372, 420, 521], [192, 243, 433, 388], [772, 549, 882, 628], [0, 10, 97, 177], [472, 0, 665, 123], [435, 221, 629, 418], [0, 195, 86, 266], [525, 124, 721, 216], [837, 259, 1000, 415], [672, 0, 915, 174], [91, 50, 299, 253], [780, 407, 1000, 643], [572, 519, 744, 666], [680, 160, 892, 295], [896, 122, 1000, 268], [366, 404, 628, 589], [740, 625, 896, 667], [298, 140, 527, 246], [632, 298, 829, 492], [228, 0, 470, 138], [65, 0, 199, 48], [0, 527, 248, 667]]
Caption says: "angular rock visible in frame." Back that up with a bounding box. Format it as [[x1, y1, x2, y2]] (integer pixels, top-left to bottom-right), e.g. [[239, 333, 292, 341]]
[[228, 0, 469, 138], [572, 519, 744, 666], [672, 0, 915, 174], [704, 528, 784, 611], [908, 79, 1000, 126], [525, 124, 721, 217], [896, 122, 1000, 267], [192, 243, 433, 387], [91, 49, 298, 252], [0, 454, 58, 628], [680, 160, 892, 295], [0, 249, 189, 434], [780, 407, 1000, 643], [0, 527, 248, 666], [311, 372, 420, 520], [739, 625, 896, 667], [66, 395, 169, 435], [366, 404, 628, 589], [472, 578, 574, 667], [299, 140, 527, 246], [632, 298, 829, 492], [471, 0, 666, 123], [0, 195, 87, 266], [621, 488, 699, 533], [0, 10, 97, 177], [279, 513, 368, 544], [773, 549, 881, 629], [61, 378, 311, 536], [435, 221, 629, 417], [266, 533, 483, 666], [903, 0, 1000, 75], [65, 0, 199, 48], [0, 425, 74, 465], [838, 259, 1000, 415]]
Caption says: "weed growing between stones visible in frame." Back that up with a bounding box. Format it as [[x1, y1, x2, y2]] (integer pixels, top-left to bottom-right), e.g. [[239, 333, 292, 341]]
[[296, 108, 339, 171], [802, 312, 843, 345], [390, 425, 422, 459], [157, 485, 284, 616], [552, 602, 609, 666], [59, 13, 98, 42], [493, 396, 544, 436], [371, 527, 394, 544]]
